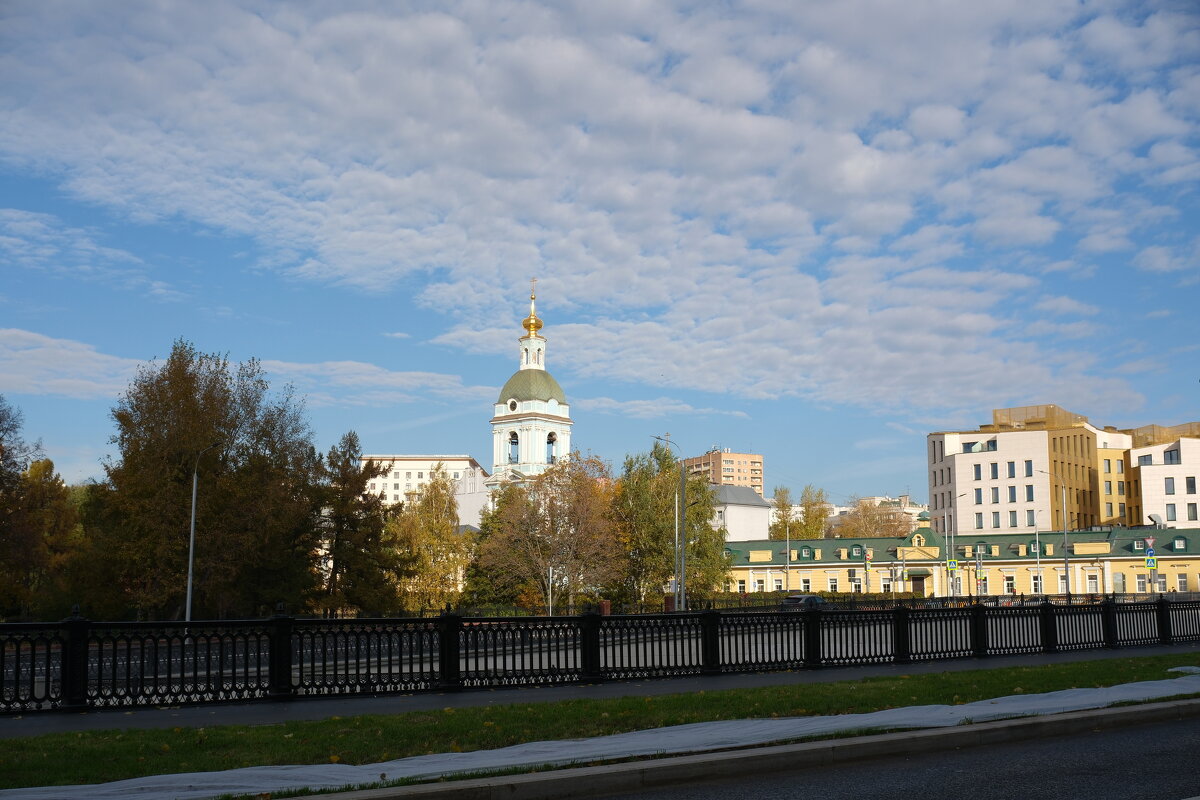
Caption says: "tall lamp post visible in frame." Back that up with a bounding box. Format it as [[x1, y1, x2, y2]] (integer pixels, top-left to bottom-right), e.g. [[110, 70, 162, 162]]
[[653, 435, 687, 611], [1038, 469, 1072, 596], [946, 492, 969, 598], [186, 441, 221, 623]]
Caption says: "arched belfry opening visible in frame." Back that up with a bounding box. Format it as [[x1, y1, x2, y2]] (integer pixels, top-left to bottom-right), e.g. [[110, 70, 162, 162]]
[[509, 431, 519, 464], [546, 432, 557, 464]]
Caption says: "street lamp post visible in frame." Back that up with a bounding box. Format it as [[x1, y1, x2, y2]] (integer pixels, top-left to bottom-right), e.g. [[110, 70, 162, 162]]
[[946, 492, 969, 598], [185, 441, 220, 623], [653, 435, 687, 611], [1038, 469, 1072, 596]]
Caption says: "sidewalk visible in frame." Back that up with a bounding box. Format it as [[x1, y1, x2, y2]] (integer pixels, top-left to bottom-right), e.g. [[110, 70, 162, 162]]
[[5, 642, 1199, 740]]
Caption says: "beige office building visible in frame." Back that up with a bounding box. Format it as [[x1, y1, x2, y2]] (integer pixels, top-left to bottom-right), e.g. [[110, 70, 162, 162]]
[[684, 448, 764, 496]]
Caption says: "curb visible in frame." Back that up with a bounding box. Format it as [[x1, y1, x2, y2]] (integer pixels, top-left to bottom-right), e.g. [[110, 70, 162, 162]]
[[309, 698, 1200, 800]]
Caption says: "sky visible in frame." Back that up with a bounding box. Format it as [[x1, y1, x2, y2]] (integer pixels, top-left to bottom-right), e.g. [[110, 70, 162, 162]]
[[1, 0, 1198, 506]]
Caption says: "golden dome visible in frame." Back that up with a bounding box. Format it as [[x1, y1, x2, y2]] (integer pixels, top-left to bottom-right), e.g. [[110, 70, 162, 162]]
[[522, 284, 543, 337]]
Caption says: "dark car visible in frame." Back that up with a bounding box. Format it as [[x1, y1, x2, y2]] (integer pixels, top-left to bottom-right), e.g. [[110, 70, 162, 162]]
[[778, 594, 827, 611]]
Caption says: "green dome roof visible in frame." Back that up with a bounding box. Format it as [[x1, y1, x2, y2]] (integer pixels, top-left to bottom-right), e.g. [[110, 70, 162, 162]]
[[498, 369, 567, 404]]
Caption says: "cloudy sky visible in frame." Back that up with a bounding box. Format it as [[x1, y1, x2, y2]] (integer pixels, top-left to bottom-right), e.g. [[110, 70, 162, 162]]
[[2, 0, 1197, 504]]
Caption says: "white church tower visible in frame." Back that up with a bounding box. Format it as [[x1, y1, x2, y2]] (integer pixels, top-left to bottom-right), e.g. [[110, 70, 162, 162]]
[[489, 281, 573, 482]]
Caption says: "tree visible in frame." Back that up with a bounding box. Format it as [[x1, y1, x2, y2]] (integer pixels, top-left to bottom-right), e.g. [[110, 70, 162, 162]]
[[609, 443, 728, 606], [317, 431, 405, 616], [796, 484, 831, 540], [0, 459, 77, 619], [834, 497, 913, 539], [389, 465, 469, 612], [768, 486, 795, 540], [93, 340, 324, 618], [477, 454, 620, 613]]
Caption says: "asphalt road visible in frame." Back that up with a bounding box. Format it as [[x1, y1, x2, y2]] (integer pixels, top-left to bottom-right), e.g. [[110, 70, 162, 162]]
[[595, 715, 1200, 800]]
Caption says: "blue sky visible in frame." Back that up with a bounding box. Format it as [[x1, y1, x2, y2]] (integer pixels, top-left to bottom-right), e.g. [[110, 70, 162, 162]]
[[1, 1, 1197, 505]]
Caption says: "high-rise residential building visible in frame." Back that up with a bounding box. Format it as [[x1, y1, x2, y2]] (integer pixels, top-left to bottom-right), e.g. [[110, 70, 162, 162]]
[[684, 448, 764, 496], [928, 405, 1200, 543]]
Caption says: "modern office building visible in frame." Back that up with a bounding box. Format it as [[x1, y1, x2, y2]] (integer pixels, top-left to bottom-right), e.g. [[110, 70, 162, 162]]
[[361, 455, 489, 505], [684, 448, 764, 496], [928, 406, 1200, 544]]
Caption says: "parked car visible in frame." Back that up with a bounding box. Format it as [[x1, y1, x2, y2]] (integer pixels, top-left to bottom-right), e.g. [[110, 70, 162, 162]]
[[778, 594, 827, 611]]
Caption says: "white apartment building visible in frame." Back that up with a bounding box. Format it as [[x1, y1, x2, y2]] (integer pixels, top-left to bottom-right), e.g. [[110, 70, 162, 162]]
[[1131, 436, 1200, 527], [362, 455, 489, 505]]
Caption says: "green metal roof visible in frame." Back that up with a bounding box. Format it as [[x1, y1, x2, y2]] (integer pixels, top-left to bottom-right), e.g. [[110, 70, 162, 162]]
[[497, 369, 567, 404]]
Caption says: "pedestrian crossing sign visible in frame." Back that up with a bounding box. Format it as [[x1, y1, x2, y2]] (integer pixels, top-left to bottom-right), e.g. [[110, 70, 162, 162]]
[[947, 559, 958, 571], [1146, 557, 1157, 569]]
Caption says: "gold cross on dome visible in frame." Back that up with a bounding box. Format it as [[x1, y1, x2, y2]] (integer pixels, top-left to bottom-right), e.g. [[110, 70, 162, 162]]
[[530, 277, 537, 298]]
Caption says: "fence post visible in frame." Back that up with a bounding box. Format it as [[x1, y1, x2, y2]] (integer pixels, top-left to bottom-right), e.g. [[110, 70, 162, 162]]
[[61, 607, 90, 711], [802, 608, 823, 669], [970, 602, 988, 658], [1039, 600, 1058, 654], [268, 605, 295, 700], [892, 605, 911, 664], [581, 612, 603, 682], [1156, 595, 1173, 645], [1101, 598, 1118, 649], [437, 612, 463, 691], [700, 610, 721, 675]]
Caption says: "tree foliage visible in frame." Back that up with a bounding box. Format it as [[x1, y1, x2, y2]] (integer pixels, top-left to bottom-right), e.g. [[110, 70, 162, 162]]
[[834, 497, 913, 539], [767, 485, 795, 540], [88, 340, 325, 618], [389, 466, 469, 613], [797, 484, 831, 540], [477, 454, 620, 613]]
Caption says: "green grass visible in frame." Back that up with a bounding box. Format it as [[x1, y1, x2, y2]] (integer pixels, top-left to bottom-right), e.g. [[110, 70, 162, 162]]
[[3, 652, 1199, 791]]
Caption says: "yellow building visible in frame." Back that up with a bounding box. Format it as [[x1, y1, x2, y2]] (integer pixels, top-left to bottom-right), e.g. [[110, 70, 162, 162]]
[[724, 526, 1200, 598], [684, 448, 764, 496]]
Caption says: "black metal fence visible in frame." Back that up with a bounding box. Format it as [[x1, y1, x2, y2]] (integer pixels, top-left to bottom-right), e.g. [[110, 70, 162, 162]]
[[3, 597, 1198, 713]]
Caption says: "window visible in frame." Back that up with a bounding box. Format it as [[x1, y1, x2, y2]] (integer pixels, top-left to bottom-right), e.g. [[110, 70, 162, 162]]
[[973, 464, 982, 480], [974, 488, 983, 504], [991, 487, 999, 503], [828, 577, 839, 592], [393, 482, 399, 490], [369, 483, 376, 491], [800, 547, 812, 558], [1004, 575, 1016, 594], [1166, 477, 1175, 495], [1007, 461, 1016, 478], [978, 575, 989, 595], [453, 472, 460, 479], [992, 511, 1000, 528], [737, 580, 746, 593], [1104, 459, 1111, 473], [1104, 480, 1112, 495], [1139, 454, 1153, 466], [801, 578, 811, 592], [1174, 537, 1187, 551], [1009, 510, 1017, 527], [1117, 461, 1124, 473], [1119, 502, 1126, 517], [774, 579, 783, 592], [1118, 481, 1125, 494], [1087, 574, 1099, 593], [1030, 539, 1040, 553], [1179, 574, 1189, 592], [1188, 477, 1197, 494], [1032, 573, 1043, 594], [1133, 540, 1144, 551], [1025, 459, 1033, 477], [1008, 486, 1017, 502], [851, 545, 863, 557], [393, 471, 400, 479], [406, 471, 412, 478], [1059, 573, 1068, 593], [1113, 573, 1125, 593], [1025, 485, 1034, 502], [975, 513, 983, 529], [990, 463, 999, 479], [1167, 504, 1177, 522], [1189, 503, 1198, 522], [1026, 509, 1035, 526], [546, 432, 557, 464], [417, 472, 423, 479], [755, 579, 765, 592], [1157, 574, 1168, 593], [1136, 574, 1147, 593], [1165, 449, 1181, 465], [508, 432, 519, 463], [1105, 502, 1113, 517]]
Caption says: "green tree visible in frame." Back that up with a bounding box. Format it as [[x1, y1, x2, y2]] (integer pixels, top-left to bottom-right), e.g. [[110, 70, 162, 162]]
[[477, 454, 620, 613], [768, 485, 795, 540], [460, 483, 535, 608], [94, 339, 323, 619], [389, 466, 469, 613], [0, 459, 77, 619], [318, 432, 405, 616], [796, 484, 831, 540]]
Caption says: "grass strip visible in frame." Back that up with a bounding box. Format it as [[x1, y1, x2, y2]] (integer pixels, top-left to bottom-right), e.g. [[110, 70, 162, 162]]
[[3, 651, 1199, 791]]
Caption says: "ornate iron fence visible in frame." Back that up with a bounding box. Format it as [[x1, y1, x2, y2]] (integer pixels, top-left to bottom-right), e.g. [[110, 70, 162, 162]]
[[3, 597, 1198, 713]]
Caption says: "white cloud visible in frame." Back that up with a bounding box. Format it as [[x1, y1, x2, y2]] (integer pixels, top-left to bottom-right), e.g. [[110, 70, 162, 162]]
[[0, 329, 140, 399], [1035, 296, 1100, 316], [1133, 245, 1191, 273], [262, 359, 495, 406], [578, 396, 749, 420]]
